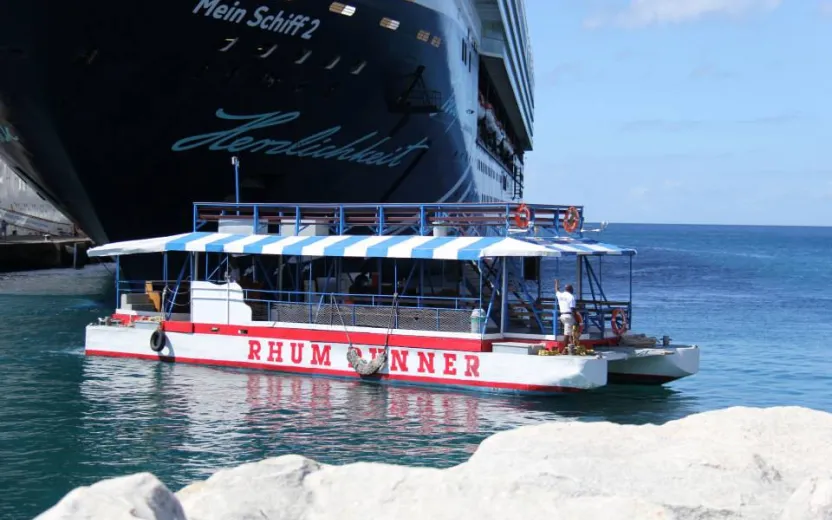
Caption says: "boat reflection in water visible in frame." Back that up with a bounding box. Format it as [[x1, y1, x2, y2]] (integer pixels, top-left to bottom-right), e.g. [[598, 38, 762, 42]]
[[78, 356, 700, 483]]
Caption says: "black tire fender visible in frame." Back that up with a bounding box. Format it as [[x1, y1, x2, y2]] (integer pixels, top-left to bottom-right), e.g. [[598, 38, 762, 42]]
[[150, 328, 166, 352]]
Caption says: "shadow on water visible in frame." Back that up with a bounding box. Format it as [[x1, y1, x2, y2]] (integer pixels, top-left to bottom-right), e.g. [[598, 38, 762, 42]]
[[514, 384, 699, 425]]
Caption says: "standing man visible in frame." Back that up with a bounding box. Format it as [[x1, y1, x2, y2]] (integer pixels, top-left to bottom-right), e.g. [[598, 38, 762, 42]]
[[0, 218, 7, 240], [555, 279, 578, 348]]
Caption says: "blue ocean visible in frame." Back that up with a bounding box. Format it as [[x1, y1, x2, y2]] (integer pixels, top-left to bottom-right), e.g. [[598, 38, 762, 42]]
[[1, 223, 831, 519]]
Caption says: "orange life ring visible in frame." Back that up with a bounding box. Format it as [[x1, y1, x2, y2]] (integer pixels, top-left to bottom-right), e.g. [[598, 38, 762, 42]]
[[611, 308, 629, 336], [514, 204, 531, 228], [563, 206, 580, 233]]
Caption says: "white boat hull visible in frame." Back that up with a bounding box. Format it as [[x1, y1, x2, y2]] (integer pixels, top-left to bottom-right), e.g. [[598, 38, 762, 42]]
[[84, 322, 609, 395]]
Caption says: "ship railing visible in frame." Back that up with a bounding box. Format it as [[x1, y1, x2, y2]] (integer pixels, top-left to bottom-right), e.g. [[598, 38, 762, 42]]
[[216, 285, 483, 334], [193, 202, 584, 237], [253, 299, 479, 334], [535, 297, 633, 339], [476, 138, 523, 181], [242, 288, 476, 309], [115, 281, 486, 333]]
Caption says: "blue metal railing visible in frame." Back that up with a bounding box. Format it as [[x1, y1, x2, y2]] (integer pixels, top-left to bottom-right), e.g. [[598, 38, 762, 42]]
[[115, 280, 482, 333], [115, 281, 479, 311], [192, 201, 585, 239]]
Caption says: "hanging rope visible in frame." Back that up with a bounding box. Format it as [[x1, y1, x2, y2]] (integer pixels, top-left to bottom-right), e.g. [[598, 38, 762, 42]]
[[335, 293, 399, 376]]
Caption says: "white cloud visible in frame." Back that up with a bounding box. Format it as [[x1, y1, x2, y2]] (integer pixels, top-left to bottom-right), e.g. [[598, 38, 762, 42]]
[[585, 0, 783, 28]]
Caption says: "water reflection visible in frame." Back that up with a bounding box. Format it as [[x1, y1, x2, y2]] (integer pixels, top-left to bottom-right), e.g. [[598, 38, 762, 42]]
[[79, 357, 700, 486]]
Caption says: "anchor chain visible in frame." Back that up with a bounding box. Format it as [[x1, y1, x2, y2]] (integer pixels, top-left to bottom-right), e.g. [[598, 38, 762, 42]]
[[334, 293, 399, 376]]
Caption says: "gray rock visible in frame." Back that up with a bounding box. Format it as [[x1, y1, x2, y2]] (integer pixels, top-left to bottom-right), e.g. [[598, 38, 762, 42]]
[[33, 406, 832, 520], [34, 472, 184, 520]]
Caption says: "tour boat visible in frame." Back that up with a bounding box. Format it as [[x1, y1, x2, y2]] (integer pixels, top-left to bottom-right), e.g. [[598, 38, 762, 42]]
[[84, 201, 699, 395]]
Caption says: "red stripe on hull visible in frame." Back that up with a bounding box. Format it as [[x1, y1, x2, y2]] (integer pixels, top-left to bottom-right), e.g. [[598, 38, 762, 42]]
[[85, 349, 584, 394], [113, 314, 491, 352]]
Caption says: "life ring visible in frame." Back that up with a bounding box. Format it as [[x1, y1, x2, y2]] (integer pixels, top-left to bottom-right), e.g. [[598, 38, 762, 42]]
[[150, 328, 166, 352], [611, 309, 629, 336], [514, 204, 531, 228], [563, 206, 580, 233]]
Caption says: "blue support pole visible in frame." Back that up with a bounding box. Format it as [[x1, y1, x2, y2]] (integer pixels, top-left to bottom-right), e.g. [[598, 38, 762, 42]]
[[115, 256, 121, 309], [629, 255, 633, 327], [377, 257, 382, 296], [166, 258, 191, 320], [231, 156, 240, 214], [500, 257, 508, 334], [378, 206, 385, 235], [478, 259, 483, 313], [419, 260, 424, 307]]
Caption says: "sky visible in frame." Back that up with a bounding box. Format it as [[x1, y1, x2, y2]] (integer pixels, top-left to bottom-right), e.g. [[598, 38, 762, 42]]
[[522, 0, 832, 226]]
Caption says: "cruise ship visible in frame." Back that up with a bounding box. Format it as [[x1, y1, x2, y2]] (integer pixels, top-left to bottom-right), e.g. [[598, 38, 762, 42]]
[[0, 0, 534, 278]]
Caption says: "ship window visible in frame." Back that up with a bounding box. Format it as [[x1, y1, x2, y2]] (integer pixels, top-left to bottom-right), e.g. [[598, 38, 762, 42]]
[[295, 49, 312, 64], [431, 36, 442, 47], [258, 44, 277, 59], [219, 38, 238, 52], [350, 60, 367, 75], [329, 2, 356, 16], [380, 18, 400, 30], [325, 55, 341, 70], [417, 30, 430, 42]]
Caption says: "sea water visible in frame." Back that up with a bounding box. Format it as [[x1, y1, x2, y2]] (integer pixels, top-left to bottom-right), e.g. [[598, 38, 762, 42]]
[[1, 224, 831, 518]]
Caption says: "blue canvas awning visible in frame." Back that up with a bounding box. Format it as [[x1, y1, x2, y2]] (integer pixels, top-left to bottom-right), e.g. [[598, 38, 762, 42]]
[[87, 232, 636, 259], [525, 237, 637, 256]]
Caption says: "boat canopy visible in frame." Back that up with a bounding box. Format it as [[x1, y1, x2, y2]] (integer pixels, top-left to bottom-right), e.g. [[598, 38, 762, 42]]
[[87, 231, 635, 260]]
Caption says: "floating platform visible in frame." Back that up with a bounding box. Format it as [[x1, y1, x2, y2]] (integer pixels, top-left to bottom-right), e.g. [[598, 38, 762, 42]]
[[83, 202, 700, 395]]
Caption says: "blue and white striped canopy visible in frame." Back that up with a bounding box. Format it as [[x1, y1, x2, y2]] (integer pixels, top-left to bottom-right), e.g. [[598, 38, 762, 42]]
[[88, 232, 635, 259], [527, 237, 636, 256]]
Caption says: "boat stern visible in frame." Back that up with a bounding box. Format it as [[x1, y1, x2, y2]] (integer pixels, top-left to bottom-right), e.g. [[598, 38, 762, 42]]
[[601, 344, 700, 385], [489, 342, 609, 393]]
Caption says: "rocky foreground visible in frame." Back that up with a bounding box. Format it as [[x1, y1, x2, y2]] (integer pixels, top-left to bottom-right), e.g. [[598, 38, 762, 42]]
[[35, 406, 832, 520]]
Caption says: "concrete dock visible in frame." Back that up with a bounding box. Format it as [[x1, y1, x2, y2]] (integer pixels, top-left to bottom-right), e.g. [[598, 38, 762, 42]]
[[0, 235, 94, 272]]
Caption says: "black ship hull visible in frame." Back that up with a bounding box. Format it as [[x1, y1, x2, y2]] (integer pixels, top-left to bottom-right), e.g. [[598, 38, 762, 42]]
[[0, 0, 481, 278]]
